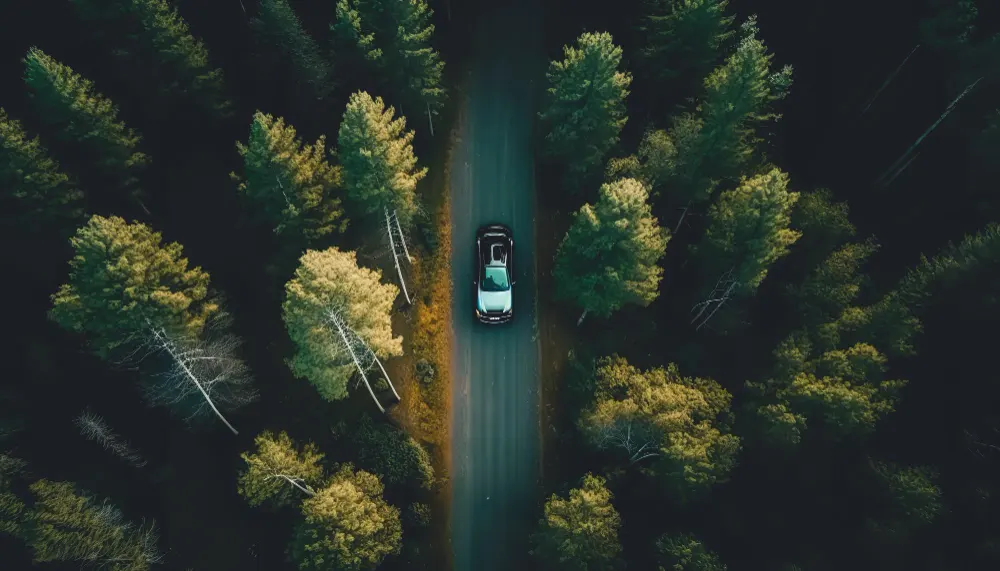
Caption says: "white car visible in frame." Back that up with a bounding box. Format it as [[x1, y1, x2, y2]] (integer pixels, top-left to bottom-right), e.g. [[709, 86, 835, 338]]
[[474, 224, 514, 324]]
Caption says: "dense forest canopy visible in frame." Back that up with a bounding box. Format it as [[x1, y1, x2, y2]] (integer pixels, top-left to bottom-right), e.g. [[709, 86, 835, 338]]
[[0, 0, 998, 570]]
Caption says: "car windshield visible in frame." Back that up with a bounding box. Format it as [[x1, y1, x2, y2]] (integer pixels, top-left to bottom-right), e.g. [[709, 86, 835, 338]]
[[481, 266, 510, 291]]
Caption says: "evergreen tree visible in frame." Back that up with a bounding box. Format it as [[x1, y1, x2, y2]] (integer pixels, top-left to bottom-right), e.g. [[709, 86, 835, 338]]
[[49, 215, 218, 359], [749, 335, 906, 440], [26, 480, 162, 570], [655, 532, 727, 571], [336, 0, 445, 115], [790, 188, 856, 260], [664, 16, 792, 204], [869, 461, 943, 531], [70, 0, 229, 113], [788, 240, 879, 326], [253, 0, 333, 101], [0, 107, 83, 224], [238, 431, 326, 508], [0, 454, 27, 539], [233, 111, 347, 244], [282, 247, 402, 401], [291, 464, 402, 571], [605, 128, 677, 195], [24, 48, 148, 194], [553, 178, 669, 323], [353, 415, 434, 490], [540, 32, 632, 186], [637, 0, 735, 100], [529, 473, 623, 570], [693, 168, 800, 294], [579, 356, 740, 499], [338, 91, 425, 226]]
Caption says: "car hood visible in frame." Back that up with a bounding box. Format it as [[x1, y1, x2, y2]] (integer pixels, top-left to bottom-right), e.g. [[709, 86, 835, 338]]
[[478, 289, 511, 312]]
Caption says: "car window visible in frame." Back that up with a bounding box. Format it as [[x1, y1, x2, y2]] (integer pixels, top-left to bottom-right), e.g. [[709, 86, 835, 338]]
[[482, 266, 509, 291]]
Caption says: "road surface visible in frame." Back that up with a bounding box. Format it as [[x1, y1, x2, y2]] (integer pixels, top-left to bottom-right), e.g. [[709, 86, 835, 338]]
[[450, 1, 543, 569]]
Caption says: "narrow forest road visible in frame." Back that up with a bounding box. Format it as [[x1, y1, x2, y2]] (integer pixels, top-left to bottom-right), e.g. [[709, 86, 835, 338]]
[[449, 1, 543, 569]]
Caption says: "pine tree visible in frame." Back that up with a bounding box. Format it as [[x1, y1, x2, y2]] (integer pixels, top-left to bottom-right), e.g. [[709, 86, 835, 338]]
[[606, 128, 677, 195], [352, 415, 434, 490], [788, 240, 879, 326], [291, 464, 402, 571], [554, 178, 669, 323], [540, 32, 632, 186], [655, 532, 727, 571], [26, 480, 162, 570], [579, 357, 740, 499], [0, 107, 83, 224], [253, 0, 333, 101], [529, 473, 623, 570], [70, 0, 229, 113], [49, 215, 218, 359], [24, 48, 148, 194], [693, 168, 801, 294], [664, 16, 792, 204], [338, 91, 425, 226], [870, 461, 943, 530], [638, 0, 735, 99], [790, 188, 856, 259], [0, 454, 27, 539], [238, 431, 326, 508], [282, 247, 402, 401], [233, 111, 347, 244], [336, 0, 445, 115]]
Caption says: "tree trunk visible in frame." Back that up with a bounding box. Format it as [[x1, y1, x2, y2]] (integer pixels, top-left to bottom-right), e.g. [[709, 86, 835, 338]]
[[148, 325, 239, 435], [329, 312, 385, 413], [577, 308, 588, 326]]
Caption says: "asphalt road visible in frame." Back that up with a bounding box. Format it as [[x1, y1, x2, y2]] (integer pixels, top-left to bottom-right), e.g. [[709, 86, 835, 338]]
[[449, 2, 543, 569]]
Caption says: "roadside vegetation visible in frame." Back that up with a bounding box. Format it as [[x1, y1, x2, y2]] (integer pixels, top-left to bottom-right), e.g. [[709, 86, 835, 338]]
[[534, 0, 1000, 569]]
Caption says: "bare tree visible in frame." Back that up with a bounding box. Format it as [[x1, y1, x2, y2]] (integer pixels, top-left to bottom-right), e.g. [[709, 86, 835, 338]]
[[592, 419, 661, 465], [75, 410, 147, 468], [89, 501, 164, 569], [385, 207, 413, 305], [326, 309, 401, 414], [122, 311, 257, 436], [691, 268, 739, 331]]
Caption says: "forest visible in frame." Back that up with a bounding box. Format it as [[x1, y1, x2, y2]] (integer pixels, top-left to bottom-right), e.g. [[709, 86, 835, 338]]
[[0, 0, 998, 570]]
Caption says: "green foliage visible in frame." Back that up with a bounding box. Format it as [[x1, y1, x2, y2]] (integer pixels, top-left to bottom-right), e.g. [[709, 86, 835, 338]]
[[529, 473, 623, 570], [282, 247, 402, 401], [790, 188, 856, 257], [0, 107, 83, 224], [352, 415, 434, 490], [606, 129, 678, 196], [788, 239, 878, 326], [540, 31, 632, 185], [870, 460, 943, 529], [0, 454, 27, 539], [900, 222, 1000, 304], [553, 178, 669, 319], [238, 431, 326, 508], [253, 0, 333, 100], [24, 48, 148, 191], [70, 0, 229, 112], [579, 357, 740, 499], [694, 168, 801, 294], [291, 464, 402, 571], [404, 502, 431, 528], [664, 16, 792, 203], [338, 91, 426, 226], [752, 334, 906, 440], [336, 0, 445, 114], [49, 215, 218, 359], [637, 0, 735, 93], [655, 532, 727, 571], [26, 479, 161, 570], [750, 402, 806, 446], [233, 111, 347, 243]]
